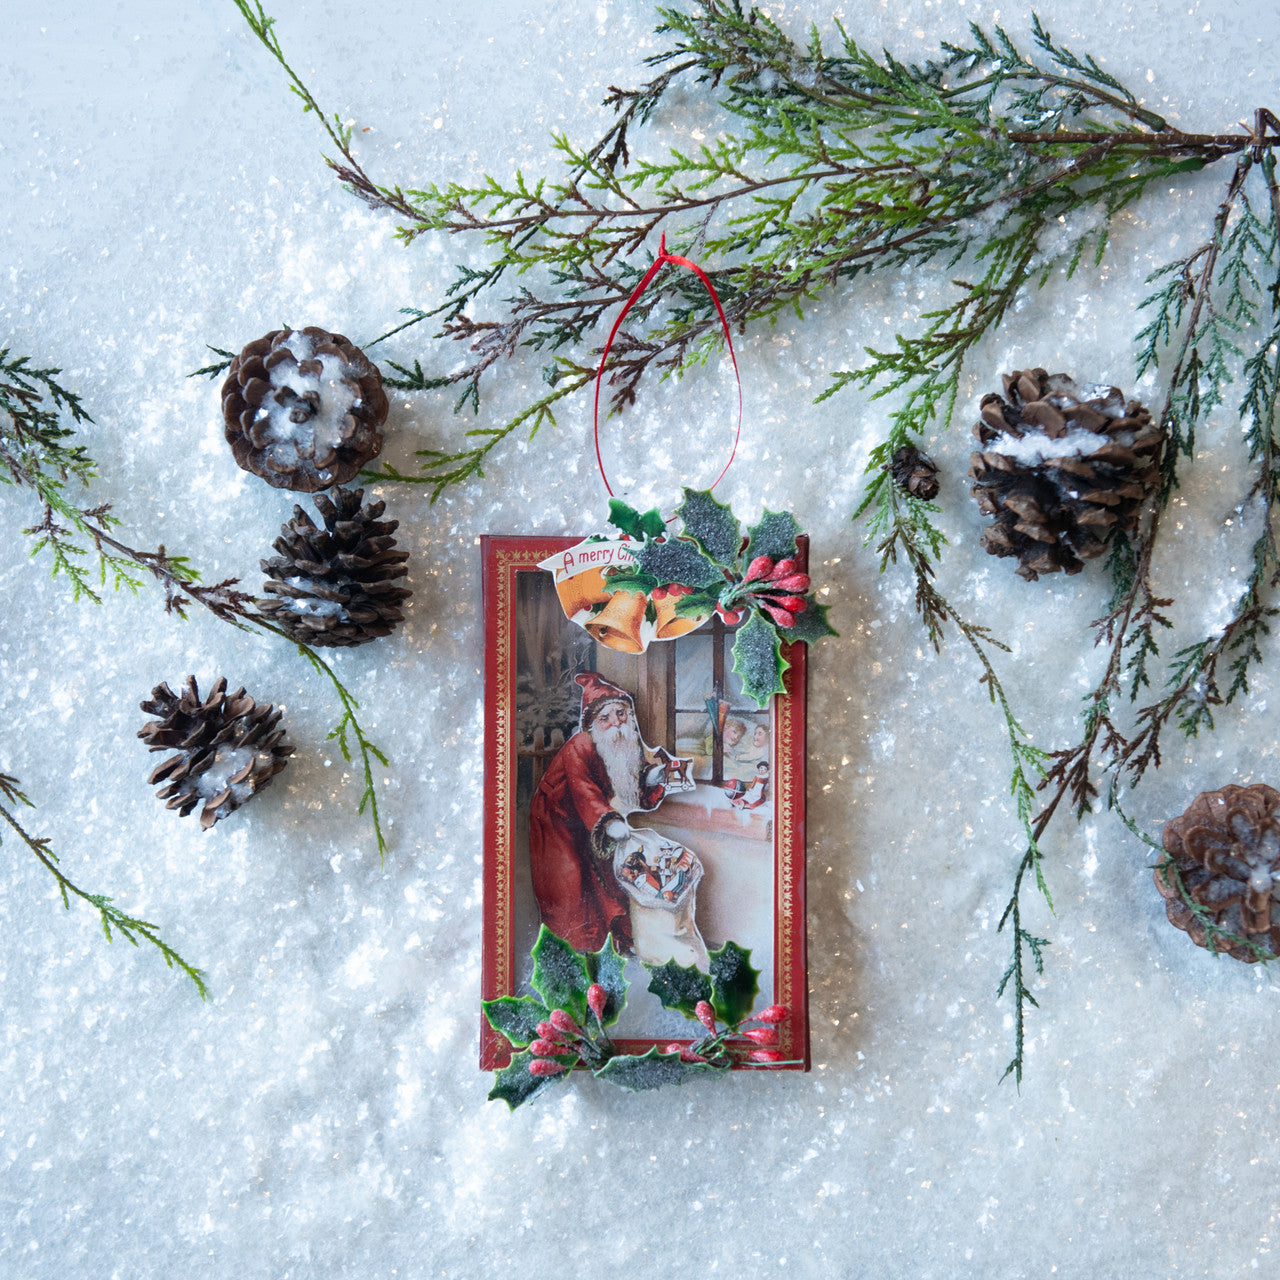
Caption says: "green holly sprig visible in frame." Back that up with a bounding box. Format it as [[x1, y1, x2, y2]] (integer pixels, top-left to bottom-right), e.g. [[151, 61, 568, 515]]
[[603, 489, 836, 707], [482, 925, 792, 1110]]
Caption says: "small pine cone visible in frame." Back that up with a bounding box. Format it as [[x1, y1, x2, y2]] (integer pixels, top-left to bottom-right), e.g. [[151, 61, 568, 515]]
[[1157, 783, 1280, 962], [221, 327, 389, 492], [969, 368, 1161, 581], [257, 486, 411, 647], [888, 445, 940, 500], [139, 677, 292, 830]]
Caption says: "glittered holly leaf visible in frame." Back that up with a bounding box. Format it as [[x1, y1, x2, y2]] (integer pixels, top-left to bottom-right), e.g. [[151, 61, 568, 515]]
[[482, 995, 549, 1049], [488, 1048, 572, 1111], [709, 941, 760, 1029], [634, 537, 724, 590], [745, 509, 801, 565], [645, 956, 713, 1019], [731, 611, 790, 708], [530, 926, 591, 1025], [593, 1047, 716, 1092], [676, 488, 741, 567], [607, 499, 665, 540], [786, 597, 838, 646], [584, 935, 629, 1027]]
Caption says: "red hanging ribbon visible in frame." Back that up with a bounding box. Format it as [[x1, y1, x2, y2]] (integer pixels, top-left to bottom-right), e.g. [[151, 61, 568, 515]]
[[593, 233, 742, 500]]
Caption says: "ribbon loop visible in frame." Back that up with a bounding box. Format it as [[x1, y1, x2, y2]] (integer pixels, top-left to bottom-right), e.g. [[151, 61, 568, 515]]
[[593, 234, 742, 500]]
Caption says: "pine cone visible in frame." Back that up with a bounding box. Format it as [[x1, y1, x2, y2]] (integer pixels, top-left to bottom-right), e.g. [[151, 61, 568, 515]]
[[221, 327, 389, 492], [888, 444, 940, 500], [969, 368, 1161, 581], [139, 676, 292, 830], [1157, 783, 1280, 962], [257, 486, 411, 647]]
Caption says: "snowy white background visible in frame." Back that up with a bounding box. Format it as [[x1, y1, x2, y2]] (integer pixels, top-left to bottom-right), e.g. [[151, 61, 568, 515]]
[[3, 1, 1280, 1276]]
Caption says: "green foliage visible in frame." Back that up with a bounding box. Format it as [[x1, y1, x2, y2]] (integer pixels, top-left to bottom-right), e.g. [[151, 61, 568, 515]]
[[480, 995, 548, 1048], [487, 927, 787, 1108], [592, 1046, 714, 1092], [607, 499, 666, 540], [530, 925, 593, 1024], [745, 509, 801, 564], [239, 1, 1280, 1083], [730, 612, 790, 707], [0, 772, 207, 998], [604, 488, 832, 705], [708, 940, 759, 1028], [1, 350, 392, 895], [646, 956, 713, 1018], [584, 935, 630, 1026], [674, 487, 741, 563]]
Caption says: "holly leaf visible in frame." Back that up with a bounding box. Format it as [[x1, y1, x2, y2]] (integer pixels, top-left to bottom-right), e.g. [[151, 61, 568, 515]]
[[488, 1048, 573, 1110], [673, 586, 721, 619], [709, 941, 760, 1029], [745, 509, 801, 564], [676, 488, 741, 567], [592, 1046, 717, 1092], [645, 956, 712, 1019], [731, 611, 790, 708], [634, 538, 724, 590], [602, 566, 659, 597], [481, 996, 549, 1049], [530, 926, 591, 1025], [607, 499, 664, 539], [584, 935, 629, 1027], [785, 597, 838, 645]]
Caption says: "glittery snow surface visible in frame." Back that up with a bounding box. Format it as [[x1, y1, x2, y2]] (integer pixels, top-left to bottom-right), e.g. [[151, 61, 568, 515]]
[[3, 2, 1280, 1277]]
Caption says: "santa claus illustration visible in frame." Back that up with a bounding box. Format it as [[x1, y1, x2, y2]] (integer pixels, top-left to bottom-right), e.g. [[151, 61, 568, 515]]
[[528, 672, 692, 952]]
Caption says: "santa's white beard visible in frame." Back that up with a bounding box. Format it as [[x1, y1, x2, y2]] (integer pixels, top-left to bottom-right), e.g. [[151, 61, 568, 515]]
[[591, 717, 643, 814]]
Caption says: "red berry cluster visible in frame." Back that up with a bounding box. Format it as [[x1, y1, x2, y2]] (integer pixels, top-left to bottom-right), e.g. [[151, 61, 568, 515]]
[[718, 556, 811, 628], [528, 985, 610, 1078], [651, 583, 694, 603], [664, 1001, 790, 1065]]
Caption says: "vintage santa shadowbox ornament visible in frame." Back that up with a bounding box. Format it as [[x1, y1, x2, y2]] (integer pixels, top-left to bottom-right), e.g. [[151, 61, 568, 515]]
[[479, 239, 835, 1109]]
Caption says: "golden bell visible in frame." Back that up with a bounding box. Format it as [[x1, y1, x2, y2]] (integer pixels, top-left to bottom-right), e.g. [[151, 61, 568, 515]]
[[653, 592, 707, 639], [585, 589, 647, 653], [555, 567, 610, 621]]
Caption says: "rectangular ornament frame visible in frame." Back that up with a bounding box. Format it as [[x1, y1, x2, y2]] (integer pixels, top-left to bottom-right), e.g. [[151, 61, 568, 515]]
[[480, 534, 809, 1072]]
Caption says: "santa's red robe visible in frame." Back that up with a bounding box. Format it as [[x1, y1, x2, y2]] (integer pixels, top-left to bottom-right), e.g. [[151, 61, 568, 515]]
[[529, 730, 664, 952]]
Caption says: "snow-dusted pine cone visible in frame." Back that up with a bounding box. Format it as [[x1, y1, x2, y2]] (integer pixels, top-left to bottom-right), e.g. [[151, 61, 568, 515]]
[[969, 368, 1161, 581], [139, 677, 292, 830], [888, 444, 940, 500], [257, 487, 411, 647], [1157, 783, 1280, 962], [221, 326, 389, 492]]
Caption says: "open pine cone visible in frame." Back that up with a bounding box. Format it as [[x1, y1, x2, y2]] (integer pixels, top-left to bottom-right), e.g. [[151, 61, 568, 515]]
[[257, 486, 411, 647], [139, 677, 293, 830], [221, 326, 389, 492], [969, 368, 1161, 581], [1157, 783, 1280, 962], [888, 444, 940, 500]]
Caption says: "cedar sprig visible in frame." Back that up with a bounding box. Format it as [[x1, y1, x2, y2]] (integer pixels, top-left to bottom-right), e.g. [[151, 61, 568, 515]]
[[0, 771, 208, 998], [1004, 145, 1280, 1076], [235, 2, 1260, 511]]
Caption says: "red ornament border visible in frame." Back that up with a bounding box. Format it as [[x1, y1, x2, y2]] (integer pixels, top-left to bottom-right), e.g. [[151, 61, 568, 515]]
[[479, 535, 810, 1072]]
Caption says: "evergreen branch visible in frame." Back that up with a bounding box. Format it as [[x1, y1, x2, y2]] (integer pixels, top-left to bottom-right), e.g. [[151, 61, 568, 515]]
[[0, 773, 208, 998], [1, 351, 391, 858], [238, 1, 1268, 500]]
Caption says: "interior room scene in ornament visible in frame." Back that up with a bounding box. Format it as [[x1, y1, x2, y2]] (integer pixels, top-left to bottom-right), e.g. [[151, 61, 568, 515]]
[[512, 564, 777, 1037]]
